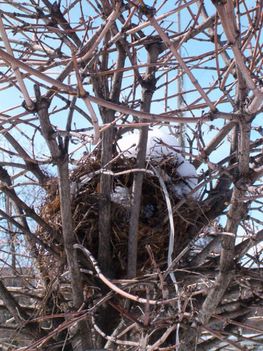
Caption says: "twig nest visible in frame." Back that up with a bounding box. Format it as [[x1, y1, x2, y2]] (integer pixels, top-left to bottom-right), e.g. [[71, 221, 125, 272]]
[[39, 129, 201, 278]]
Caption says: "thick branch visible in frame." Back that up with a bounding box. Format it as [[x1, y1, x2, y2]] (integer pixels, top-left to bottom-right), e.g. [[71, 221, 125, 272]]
[[127, 42, 161, 278], [35, 86, 92, 350], [98, 42, 126, 276], [198, 117, 251, 325], [41, 0, 81, 47]]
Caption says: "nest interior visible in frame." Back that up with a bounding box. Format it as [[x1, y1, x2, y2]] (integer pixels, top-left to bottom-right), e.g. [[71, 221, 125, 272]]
[[40, 155, 199, 278]]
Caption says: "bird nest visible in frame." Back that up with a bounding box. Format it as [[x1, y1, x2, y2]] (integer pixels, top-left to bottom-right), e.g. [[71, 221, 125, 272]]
[[39, 154, 199, 279]]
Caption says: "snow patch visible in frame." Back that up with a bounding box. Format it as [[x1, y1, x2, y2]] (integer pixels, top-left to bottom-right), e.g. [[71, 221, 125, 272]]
[[117, 127, 198, 198], [110, 185, 130, 206], [117, 127, 180, 158]]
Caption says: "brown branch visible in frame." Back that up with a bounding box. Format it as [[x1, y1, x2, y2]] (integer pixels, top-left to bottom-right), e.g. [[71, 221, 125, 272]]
[[97, 41, 126, 276], [0, 166, 59, 242], [0, 208, 57, 256], [0, 47, 236, 123], [202, 324, 247, 351], [41, 0, 82, 47], [0, 127, 49, 185], [75, 244, 179, 305], [234, 229, 263, 259], [127, 40, 162, 278], [0, 14, 34, 110], [193, 121, 236, 168], [146, 13, 216, 112], [198, 118, 251, 326], [213, 0, 263, 113], [78, 2, 121, 62], [34, 85, 92, 350], [0, 279, 45, 338]]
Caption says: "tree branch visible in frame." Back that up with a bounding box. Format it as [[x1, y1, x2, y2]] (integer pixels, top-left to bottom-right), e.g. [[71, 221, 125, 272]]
[[127, 41, 162, 278], [35, 85, 92, 350]]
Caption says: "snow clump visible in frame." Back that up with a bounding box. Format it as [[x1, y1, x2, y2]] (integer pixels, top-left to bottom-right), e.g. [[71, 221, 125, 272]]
[[117, 127, 198, 198]]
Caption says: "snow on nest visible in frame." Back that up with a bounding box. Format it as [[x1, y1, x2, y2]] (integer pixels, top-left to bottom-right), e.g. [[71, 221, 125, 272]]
[[117, 127, 198, 199], [117, 127, 180, 158]]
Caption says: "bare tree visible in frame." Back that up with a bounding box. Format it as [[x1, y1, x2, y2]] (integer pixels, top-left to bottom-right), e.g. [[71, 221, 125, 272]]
[[0, 1, 262, 350]]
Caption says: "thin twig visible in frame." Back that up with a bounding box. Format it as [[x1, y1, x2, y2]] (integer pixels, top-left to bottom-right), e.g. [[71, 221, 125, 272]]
[[74, 244, 179, 305], [0, 14, 34, 110]]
